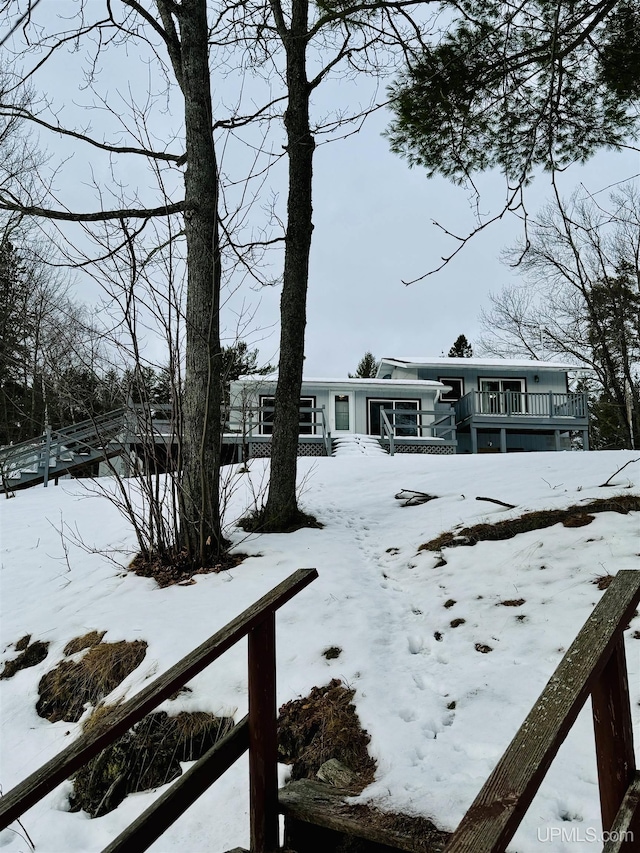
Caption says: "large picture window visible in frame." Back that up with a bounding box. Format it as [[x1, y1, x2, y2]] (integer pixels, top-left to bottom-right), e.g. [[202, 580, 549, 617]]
[[259, 396, 316, 435], [478, 379, 525, 414], [368, 399, 419, 437]]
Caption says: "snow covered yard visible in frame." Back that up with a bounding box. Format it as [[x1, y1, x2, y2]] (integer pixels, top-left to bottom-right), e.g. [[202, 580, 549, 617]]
[[1, 450, 639, 852]]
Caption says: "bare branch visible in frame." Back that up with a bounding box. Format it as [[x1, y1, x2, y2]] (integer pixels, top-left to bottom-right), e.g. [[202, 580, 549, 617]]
[[0, 105, 185, 163], [0, 197, 186, 222]]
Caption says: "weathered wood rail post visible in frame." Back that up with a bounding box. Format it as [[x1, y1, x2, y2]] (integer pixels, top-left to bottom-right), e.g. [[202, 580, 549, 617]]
[[248, 610, 279, 853], [444, 570, 640, 853], [0, 569, 318, 853]]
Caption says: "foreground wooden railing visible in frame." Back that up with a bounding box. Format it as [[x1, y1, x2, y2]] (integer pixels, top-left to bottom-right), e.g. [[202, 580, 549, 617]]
[[0, 568, 318, 853], [445, 570, 640, 853]]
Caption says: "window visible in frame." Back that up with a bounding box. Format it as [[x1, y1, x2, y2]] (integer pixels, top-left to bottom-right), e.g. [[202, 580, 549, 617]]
[[368, 399, 419, 437], [438, 377, 464, 402], [334, 395, 350, 431], [478, 379, 525, 414], [259, 396, 315, 434]]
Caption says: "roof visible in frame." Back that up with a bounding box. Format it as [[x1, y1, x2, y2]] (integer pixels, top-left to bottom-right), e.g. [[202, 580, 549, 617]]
[[379, 357, 580, 371], [234, 375, 446, 388]]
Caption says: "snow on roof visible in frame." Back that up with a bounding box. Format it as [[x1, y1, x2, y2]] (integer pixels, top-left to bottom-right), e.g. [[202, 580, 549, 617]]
[[234, 375, 446, 387], [380, 356, 580, 370]]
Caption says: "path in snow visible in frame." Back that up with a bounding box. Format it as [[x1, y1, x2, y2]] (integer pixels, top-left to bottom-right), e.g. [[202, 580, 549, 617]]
[[319, 495, 455, 796]]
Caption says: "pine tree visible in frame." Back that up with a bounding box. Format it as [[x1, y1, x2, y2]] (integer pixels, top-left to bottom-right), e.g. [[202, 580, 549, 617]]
[[0, 239, 31, 444], [448, 335, 473, 358], [387, 2, 640, 184], [349, 352, 379, 378]]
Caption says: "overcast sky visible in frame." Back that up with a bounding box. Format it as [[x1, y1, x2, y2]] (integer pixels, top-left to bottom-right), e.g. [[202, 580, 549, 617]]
[[3, 2, 639, 379]]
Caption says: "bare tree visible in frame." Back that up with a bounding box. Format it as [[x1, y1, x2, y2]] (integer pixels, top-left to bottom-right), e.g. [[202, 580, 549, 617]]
[[214, 0, 440, 531], [479, 185, 640, 448], [0, 1, 232, 565]]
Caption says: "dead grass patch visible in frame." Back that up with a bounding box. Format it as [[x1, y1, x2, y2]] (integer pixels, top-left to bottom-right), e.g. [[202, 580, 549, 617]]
[[322, 647, 342, 660], [70, 708, 234, 817], [1, 639, 49, 679], [278, 679, 376, 790], [475, 643, 493, 654], [64, 631, 107, 656], [15, 634, 31, 652], [36, 640, 148, 723], [450, 618, 466, 628], [499, 599, 526, 607], [128, 551, 247, 588], [592, 574, 615, 590], [562, 514, 595, 528], [418, 496, 640, 552]]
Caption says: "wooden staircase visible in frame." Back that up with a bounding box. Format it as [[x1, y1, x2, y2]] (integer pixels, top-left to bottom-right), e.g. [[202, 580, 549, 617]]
[[0, 409, 128, 492]]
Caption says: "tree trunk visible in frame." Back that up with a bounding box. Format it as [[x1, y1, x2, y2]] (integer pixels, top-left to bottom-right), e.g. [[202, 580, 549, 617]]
[[172, 0, 224, 562], [263, 0, 315, 530]]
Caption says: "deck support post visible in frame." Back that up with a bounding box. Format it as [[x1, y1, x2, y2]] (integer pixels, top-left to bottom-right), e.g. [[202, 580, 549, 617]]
[[471, 426, 478, 454], [554, 429, 561, 451], [583, 429, 590, 451], [499, 429, 506, 453]]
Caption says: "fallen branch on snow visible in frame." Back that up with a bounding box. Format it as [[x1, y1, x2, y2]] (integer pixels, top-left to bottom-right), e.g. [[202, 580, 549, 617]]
[[475, 496, 517, 509], [394, 489, 438, 507], [599, 458, 640, 488]]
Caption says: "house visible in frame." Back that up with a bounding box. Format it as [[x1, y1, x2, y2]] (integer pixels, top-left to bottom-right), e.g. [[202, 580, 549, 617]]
[[226, 355, 589, 460], [226, 376, 456, 459], [376, 356, 589, 453], [3, 355, 587, 491]]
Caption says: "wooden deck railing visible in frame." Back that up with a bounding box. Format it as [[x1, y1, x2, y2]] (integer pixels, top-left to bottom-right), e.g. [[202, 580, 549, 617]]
[[224, 405, 333, 458], [379, 409, 457, 455], [455, 390, 588, 422], [0, 568, 318, 853], [445, 570, 640, 853]]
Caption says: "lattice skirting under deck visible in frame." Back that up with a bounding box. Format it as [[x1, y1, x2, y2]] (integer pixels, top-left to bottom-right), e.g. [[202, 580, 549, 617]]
[[388, 443, 455, 455], [248, 441, 327, 459]]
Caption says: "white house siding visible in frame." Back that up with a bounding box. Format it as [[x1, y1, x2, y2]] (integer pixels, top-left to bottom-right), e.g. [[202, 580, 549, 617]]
[[228, 377, 447, 437]]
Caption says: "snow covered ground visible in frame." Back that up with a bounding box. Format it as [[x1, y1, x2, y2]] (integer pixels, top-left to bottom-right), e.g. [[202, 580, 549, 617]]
[[1, 449, 639, 852]]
